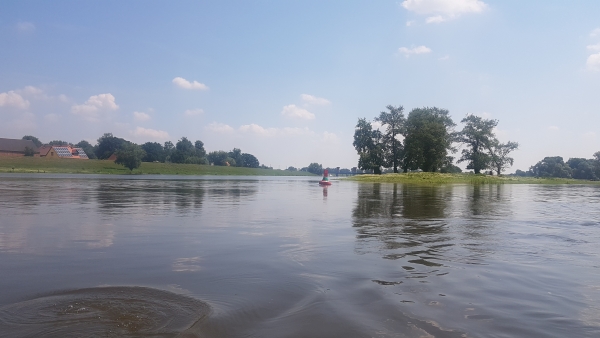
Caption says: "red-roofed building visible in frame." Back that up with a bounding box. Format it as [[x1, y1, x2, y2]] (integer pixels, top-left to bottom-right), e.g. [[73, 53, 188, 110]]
[[39, 145, 89, 159]]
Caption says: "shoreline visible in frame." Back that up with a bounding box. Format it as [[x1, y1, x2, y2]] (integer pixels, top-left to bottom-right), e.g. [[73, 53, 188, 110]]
[[0, 157, 315, 176], [345, 172, 600, 185]]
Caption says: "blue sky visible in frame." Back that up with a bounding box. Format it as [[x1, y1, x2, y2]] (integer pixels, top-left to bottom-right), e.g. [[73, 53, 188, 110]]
[[1, 0, 599, 171]]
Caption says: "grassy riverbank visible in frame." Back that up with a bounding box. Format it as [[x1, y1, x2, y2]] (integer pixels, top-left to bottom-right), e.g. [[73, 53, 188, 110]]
[[347, 172, 600, 184], [0, 157, 314, 176]]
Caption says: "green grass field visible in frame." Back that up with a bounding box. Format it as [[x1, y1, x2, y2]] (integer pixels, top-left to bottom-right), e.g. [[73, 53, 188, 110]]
[[347, 172, 600, 185], [0, 157, 315, 176]]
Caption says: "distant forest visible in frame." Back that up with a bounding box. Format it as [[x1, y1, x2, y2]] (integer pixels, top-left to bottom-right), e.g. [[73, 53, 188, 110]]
[[21, 134, 263, 169]]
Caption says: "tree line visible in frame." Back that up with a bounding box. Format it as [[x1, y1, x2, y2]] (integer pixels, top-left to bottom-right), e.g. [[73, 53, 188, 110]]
[[515, 153, 600, 180], [353, 106, 519, 175], [21, 134, 261, 171]]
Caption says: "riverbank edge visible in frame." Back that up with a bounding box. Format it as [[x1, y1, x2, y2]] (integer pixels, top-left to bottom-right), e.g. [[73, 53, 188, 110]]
[[0, 158, 315, 176], [345, 172, 600, 184]]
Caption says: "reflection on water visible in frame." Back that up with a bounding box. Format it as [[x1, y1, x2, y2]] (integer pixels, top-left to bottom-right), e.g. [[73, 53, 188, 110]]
[[353, 184, 451, 267], [1, 175, 600, 337], [352, 183, 600, 337]]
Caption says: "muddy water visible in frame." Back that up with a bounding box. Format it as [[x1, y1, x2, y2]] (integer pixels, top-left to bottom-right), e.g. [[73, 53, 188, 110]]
[[0, 174, 599, 337]]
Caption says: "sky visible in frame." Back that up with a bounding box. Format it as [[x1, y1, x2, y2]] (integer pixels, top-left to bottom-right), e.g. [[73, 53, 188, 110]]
[[1, 0, 599, 171]]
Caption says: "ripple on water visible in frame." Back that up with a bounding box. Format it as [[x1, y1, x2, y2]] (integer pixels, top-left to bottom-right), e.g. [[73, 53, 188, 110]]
[[0, 286, 210, 337]]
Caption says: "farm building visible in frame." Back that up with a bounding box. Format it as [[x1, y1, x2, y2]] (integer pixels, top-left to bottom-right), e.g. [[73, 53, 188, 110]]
[[39, 145, 89, 159], [0, 138, 40, 157]]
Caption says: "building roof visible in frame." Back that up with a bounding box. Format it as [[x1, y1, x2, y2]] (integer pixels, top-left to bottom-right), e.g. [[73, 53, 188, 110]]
[[0, 138, 39, 153], [46, 145, 89, 159], [39, 145, 52, 156], [53, 146, 73, 158], [73, 147, 89, 159]]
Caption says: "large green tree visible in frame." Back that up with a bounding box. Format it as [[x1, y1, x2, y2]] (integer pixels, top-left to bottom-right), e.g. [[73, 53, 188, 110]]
[[530, 156, 572, 178], [567, 157, 598, 180], [229, 148, 243, 167], [115, 143, 146, 172], [171, 137, 195, 163], [207, 150, 231, 166], [353, 118, 385, 174], [195, 140, 207, 158], [457, 115, 497, 174], [488, 140, 519, 175], [241, 153, 259, 168], [403, 107, 455, 172], [307, 162, 323, 175], [141, 142, 165, 162], [96, 133, 127, 159], [375, 105, 405, 173]]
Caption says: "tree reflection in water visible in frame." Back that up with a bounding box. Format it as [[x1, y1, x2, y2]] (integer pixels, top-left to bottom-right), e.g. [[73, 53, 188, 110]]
[[352, 183, 511, 279], [95, 180, 258, 215], [352, 184, 452, 269]]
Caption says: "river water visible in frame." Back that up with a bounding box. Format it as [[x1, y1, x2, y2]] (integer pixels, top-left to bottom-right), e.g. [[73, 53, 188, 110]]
[[0, 174, 599, 337]]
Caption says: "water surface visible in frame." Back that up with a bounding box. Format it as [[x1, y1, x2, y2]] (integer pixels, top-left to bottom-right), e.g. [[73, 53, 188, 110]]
[[0, 174, 599, 337]]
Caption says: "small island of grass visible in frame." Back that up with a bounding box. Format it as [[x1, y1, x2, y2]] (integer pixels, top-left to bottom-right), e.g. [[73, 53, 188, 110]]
[[347, 172, 600, 185]]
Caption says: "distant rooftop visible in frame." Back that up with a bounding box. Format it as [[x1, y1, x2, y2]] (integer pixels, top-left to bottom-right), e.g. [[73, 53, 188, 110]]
[[0, 138, 39, 153]]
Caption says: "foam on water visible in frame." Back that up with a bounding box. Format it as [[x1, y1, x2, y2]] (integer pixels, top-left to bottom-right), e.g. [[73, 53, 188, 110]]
[[0, 286, 210, 337]]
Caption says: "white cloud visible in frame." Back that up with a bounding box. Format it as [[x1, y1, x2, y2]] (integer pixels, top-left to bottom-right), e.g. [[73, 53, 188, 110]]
[[22, 86, 43, 95], [439, 55, 450, 61], [239, 123, 277, 136], [16, 86, 69, 102], [0, 91, 30, 109], [548, 126, 559, 131], [131, 127, 169, 141], [133, 111, 151, 121], [184, 108, 204, 117], [587, 52, 600, 71], [172, 77, 209, 90], [402, 0, 487, 23], [281, 104, 315, 120], [590, 28, 600, 38], [206, 122, 234, 133], [322, 131, 340, 143], [17, 22, 35, 32], [587, 43, 600, 51], [406, 20, 416, 27], [301, 94, 331, 106], [71, 93, 119, 120], [398, 46, 432, 57], [426, 15, 446, 23]]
